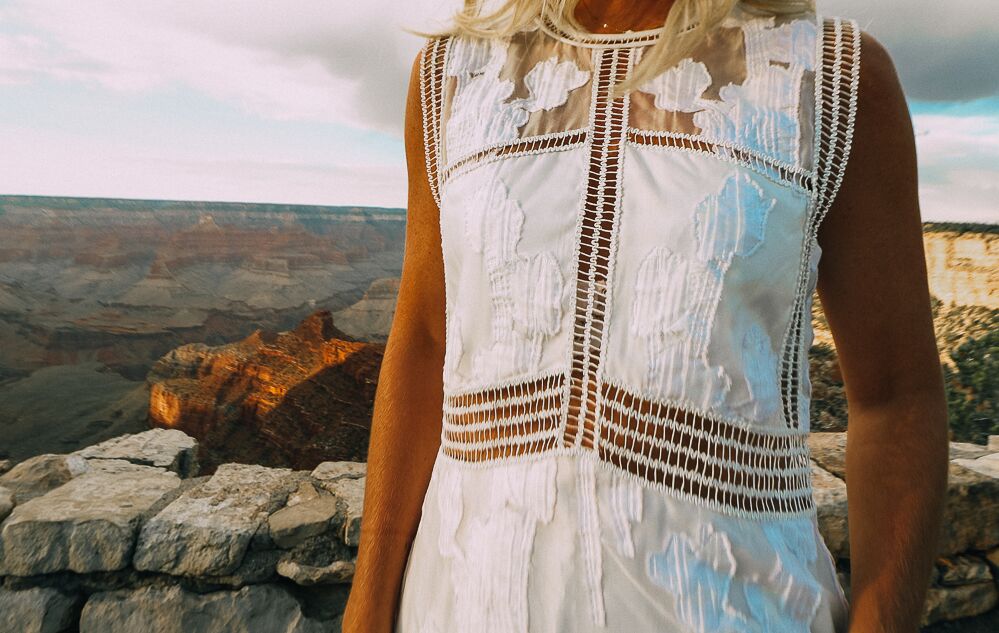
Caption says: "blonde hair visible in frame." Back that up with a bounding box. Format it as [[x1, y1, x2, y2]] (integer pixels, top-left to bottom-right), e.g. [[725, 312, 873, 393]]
[[406, 0, 815, 99]]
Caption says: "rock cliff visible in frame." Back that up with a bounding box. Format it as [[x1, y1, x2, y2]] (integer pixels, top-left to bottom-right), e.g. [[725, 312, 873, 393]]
[[147, 311, 383, 475]]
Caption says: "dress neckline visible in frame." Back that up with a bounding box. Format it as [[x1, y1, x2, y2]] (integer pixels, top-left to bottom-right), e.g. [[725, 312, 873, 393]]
[[535, 9, 665, 48]]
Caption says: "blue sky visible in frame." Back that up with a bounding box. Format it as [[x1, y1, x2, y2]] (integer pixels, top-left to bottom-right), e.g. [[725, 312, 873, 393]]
[[0, 0, 996, 223]]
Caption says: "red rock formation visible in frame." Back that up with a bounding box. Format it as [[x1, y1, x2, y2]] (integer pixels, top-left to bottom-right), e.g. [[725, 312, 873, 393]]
[[147, 311, 383, 474]]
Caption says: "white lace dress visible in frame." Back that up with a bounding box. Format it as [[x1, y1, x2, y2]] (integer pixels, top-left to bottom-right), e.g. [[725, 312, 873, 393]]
[[396, 5, 859, 632]]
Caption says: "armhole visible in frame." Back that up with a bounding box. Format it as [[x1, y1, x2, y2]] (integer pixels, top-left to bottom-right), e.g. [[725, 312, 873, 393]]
[[811, 15, 861, 235], [419, 36, 450, 211]]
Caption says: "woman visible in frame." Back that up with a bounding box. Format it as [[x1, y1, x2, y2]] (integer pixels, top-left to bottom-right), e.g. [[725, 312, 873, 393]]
[[344, 1, 949, 631]]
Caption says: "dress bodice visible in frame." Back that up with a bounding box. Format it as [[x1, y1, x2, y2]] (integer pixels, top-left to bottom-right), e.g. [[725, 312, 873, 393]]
[[417, 4, 861, 521]]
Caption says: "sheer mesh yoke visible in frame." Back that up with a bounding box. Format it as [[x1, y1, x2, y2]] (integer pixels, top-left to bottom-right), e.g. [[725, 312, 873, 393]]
[[403, 6, 860, 632]]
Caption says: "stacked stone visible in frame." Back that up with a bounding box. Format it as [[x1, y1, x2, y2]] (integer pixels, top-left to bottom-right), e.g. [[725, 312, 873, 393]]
[[2, 428, 998, 631], [0, 429, 364, 633], [809, 432, 999, 627]]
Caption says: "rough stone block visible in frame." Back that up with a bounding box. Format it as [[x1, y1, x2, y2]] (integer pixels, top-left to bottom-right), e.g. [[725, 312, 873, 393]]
[[73, 429, 199, 478], [921, 581, 998, 627], [268, 494, 339, 549], [79, 584, 329, 633], [0, 485, 13, 522], [0, 466, 180, 575], [0, 454, 89, 504], [321, 476, 365, 547], [133, 463, 295, 576], [936, 553, 993, 586], [811, 461, 849, 560], [0, 586, 82, 633]]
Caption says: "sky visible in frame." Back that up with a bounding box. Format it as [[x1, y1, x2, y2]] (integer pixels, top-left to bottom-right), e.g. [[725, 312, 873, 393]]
[[0, 0, 996, 223]]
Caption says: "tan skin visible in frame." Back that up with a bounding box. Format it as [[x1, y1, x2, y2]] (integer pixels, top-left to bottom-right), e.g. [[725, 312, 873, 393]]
[[343, 2, 950, 632]]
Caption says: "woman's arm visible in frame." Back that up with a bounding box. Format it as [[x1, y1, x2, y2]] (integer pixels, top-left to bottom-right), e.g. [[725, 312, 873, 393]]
[[341, 48, 447, 633], [815, 31, 950, 633]]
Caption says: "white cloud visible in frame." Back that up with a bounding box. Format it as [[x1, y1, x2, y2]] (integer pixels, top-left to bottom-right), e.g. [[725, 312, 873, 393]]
[[821, 0, 999, 101], [911, 112, 999, 223], [0, 0, 459, 136]]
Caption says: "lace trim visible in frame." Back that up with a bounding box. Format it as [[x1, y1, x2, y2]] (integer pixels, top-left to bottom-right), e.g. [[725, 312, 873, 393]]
[[562, 45, 630, 456], [441, 128, 588, 186], [626, 128, 814, 191], [439, 371, 815, 518], [418, 36, 451, 210], [778, 15, 860, 430]]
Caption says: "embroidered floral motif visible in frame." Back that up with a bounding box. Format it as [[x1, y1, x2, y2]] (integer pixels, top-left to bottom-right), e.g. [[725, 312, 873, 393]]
[[519, 55, 590, 111], [609, 473, 643, 559], [464, 172, 565, 383], [631, 245, 732, 408], [634, 16, 814, 166], [740, 323, 782, 421], [637, 57, 712, 112], [436, 458, 558, 633], [647, 523, 746, 633], [446, 38, 590, 166], [693, 171, 774, 262], [738, 519, 823, 631]]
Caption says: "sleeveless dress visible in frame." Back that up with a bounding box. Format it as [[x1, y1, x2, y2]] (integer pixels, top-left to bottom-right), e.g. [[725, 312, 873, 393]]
[[396, 5, 860, 632]]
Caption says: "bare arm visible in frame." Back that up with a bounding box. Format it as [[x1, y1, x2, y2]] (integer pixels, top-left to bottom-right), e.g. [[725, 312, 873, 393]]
[[815, 31, 950, 633], [342, 46, 447, 633]]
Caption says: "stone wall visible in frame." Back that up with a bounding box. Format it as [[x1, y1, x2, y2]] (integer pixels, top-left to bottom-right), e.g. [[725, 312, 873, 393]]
[[2, 428, 999, 632]]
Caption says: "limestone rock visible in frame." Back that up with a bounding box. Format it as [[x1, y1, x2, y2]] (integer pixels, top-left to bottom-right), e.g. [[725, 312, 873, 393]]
[[268, 494, 339, 549], [935, 554, 994, 586], [286, 481, 321, 507], [989, 435, 999, 452], [321, 475, 365, 547], [811, 461, 849, 560], [133, 463, 296, 576], [0, 586, 82, 633], [311, 460, 366, 484], [72, 428, 198, 478], [940, 461, 999, 555], [920, 581, 998, 627], [0, 459, 12, 475], [0, 453, 89, 503], [0, 484, 13, 522], [953, 452, 999, 479], [79, 584, 330, 633], [950, 441, 992, 460], [277, 558, 355, 586], [0, 466, 181, 576], [807, 432, 847, 480]]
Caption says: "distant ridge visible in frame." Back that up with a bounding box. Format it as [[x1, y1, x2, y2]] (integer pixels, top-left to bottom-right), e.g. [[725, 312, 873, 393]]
[[923, 220, 999, 236], [0, 194, 406, 217]]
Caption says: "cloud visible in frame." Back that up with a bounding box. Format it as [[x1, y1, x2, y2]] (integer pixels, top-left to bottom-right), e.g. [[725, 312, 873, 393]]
[[0, 0, 457, 137], [910, 109, 999, 223], [822, 0, 999, 102]]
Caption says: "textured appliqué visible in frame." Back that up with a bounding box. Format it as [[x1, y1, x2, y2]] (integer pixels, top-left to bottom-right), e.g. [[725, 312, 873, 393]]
[[436, 458, 558, 633], [446, 37, 590, 165], [608, 473, 643, 559], [740, 323, 782, 421], [647, 523, 745, 632], [464, 173, 565, 383], [443, 310, 464, 389], [739, 519, 823, 632], [631, 246, 732, 408], [693, 171, 773, 262], [691, 18, 814, 165], [519, 55, 590, 111], [637, 57, 712, 112]]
